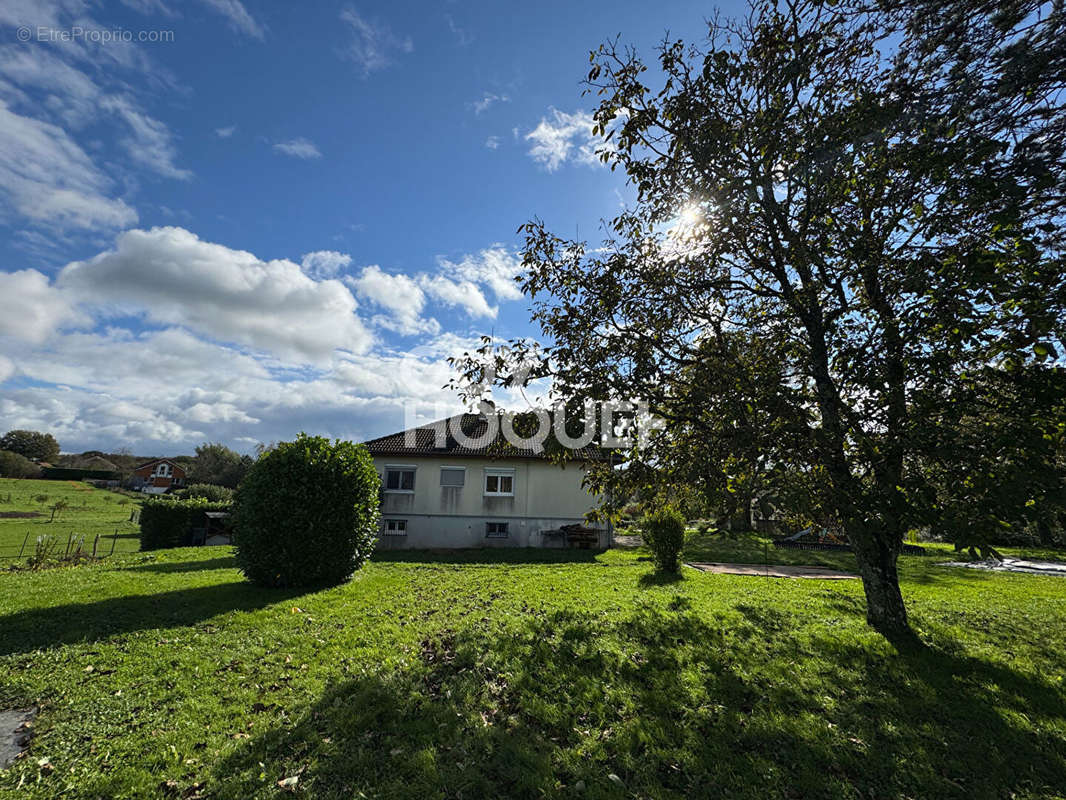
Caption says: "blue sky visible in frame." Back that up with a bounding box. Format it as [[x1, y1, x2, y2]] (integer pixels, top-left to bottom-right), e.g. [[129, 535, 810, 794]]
[[0, 0, 719, 455]]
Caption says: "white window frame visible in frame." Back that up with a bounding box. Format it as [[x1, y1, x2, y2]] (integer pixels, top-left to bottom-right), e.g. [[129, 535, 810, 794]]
[[485, 521, 509, 538], [154, 462, 172, 477], [439, 466, 466, 487], [382, 519, 408, 536], [383, 464, 417, 494], [483, 467, 515, 497]]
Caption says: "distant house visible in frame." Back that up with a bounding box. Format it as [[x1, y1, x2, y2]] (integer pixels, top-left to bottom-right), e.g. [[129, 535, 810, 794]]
[[131, 458, 187, 494], [362, 413, 609, 549]]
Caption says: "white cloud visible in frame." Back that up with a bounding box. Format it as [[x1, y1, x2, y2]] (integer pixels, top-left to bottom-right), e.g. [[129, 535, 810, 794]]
[[339, 7, 413, 76], [273, 137, 322, 159], [100, 95, 191, 180], [0, 325, 482, 453], [301, 250, 352, 278], [445, 14, 472, 47], [119, 0, 176, 15], [0, 224, 530, 453], [485, 135, 500, 150], [525, 108, 610, 172], [346, 265, 438, 335], [121, 0, 264, 38], [57, 227, 373, 363], [418, 274, 495, 318], [0, 100, 137, 230], [199, 0, 266, 40], [215, 125, 237, 138], [0, 4, 193, 234], [0, 269, 83, 343], [438, 246, 524, 301], [472, 92, 509, 115], [0, 46, 101, 127]]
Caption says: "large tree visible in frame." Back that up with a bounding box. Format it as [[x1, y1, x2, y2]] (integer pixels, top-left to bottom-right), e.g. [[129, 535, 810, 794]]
[[190, 442, 253, 489], [0, 430, 60, 463], [454, 0, 1065, 636]]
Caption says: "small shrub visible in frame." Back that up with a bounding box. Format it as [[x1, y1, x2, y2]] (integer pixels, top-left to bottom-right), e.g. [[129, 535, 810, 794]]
[[48, 500, 69, 521], [233, 433, 380, 588], [175, 483, 235, 503], [140, 497, 231, 551], [641, 506, 687, 573]]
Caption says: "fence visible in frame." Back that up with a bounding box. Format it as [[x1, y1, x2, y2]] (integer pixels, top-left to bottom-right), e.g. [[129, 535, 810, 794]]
[[0, 530, 134, 562]]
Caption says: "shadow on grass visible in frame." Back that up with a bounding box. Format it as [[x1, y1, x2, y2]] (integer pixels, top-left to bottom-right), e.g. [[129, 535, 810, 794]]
[[370, 547, 603, 565], [637, 570, 685, 587], [120, 556, 237, 574], [0, 582, 303, 657], [212, 603, 1066, 800]]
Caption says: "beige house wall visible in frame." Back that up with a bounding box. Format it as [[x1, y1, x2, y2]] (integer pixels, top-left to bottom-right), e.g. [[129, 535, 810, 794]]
[[371, 455, 605, 549]]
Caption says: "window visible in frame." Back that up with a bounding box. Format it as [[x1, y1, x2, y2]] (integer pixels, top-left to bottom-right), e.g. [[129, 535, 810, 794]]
[[154, 463, 171, 477], [484, 468, 514, 496], [383, 519, 407, 536], [384, 467, 415, 492], [486, 522, 509, 538], [440, 467, 465, 487]]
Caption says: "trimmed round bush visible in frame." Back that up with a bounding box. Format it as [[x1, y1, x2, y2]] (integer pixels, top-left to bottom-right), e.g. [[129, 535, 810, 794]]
[[641, 506, 687, 573], [233, 434, 380, 588]]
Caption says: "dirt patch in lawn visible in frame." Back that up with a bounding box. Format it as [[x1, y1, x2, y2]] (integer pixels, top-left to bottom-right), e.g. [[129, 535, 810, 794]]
[[0, 511, 41, 519], [0, 707, 36, 769], [686, 562, 859, 580]]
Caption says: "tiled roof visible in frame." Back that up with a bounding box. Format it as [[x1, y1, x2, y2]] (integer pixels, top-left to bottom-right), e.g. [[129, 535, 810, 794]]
[[361, 413, 608, 461], [134, 457, 183, 470]]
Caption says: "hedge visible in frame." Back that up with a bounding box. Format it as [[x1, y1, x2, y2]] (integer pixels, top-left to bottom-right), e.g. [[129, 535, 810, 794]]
[[140, 497, 231, 551], [173, 483, 235, 503], [41, 466, 121, 481]]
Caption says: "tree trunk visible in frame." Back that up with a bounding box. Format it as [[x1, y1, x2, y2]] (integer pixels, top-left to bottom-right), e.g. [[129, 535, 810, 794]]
[[1037, 518, 1053, 548], [850, 529, 909, 638]]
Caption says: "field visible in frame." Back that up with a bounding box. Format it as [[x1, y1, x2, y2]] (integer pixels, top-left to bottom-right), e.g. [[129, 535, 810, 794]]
[[0, 479, 141, 561], [1, 529, 1065, 799]]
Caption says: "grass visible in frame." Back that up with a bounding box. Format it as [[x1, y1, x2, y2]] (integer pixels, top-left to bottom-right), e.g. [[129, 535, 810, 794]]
[[0, 534, 1064, 799], [0, 478, 141, 561]]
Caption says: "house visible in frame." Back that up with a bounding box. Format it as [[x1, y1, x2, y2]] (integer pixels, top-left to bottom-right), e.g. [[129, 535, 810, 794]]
[[131, 458, 187, 494], [362, 413, 610, 549]]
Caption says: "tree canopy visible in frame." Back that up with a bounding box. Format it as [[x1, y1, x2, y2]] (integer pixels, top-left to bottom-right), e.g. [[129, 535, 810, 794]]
[[190, 442, 253, 489], [453, 0, 1066, 637], [0, 430, 60, 463]]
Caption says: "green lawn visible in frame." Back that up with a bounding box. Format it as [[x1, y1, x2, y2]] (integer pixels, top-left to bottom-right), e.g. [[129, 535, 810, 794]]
[[0, 478, 142, 561], [1, 536, 1065, 799]]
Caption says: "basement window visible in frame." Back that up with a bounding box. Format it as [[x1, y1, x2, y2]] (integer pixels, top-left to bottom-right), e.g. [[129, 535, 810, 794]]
[[485, 522, 509, 538], [383, 519, 407, 536]]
